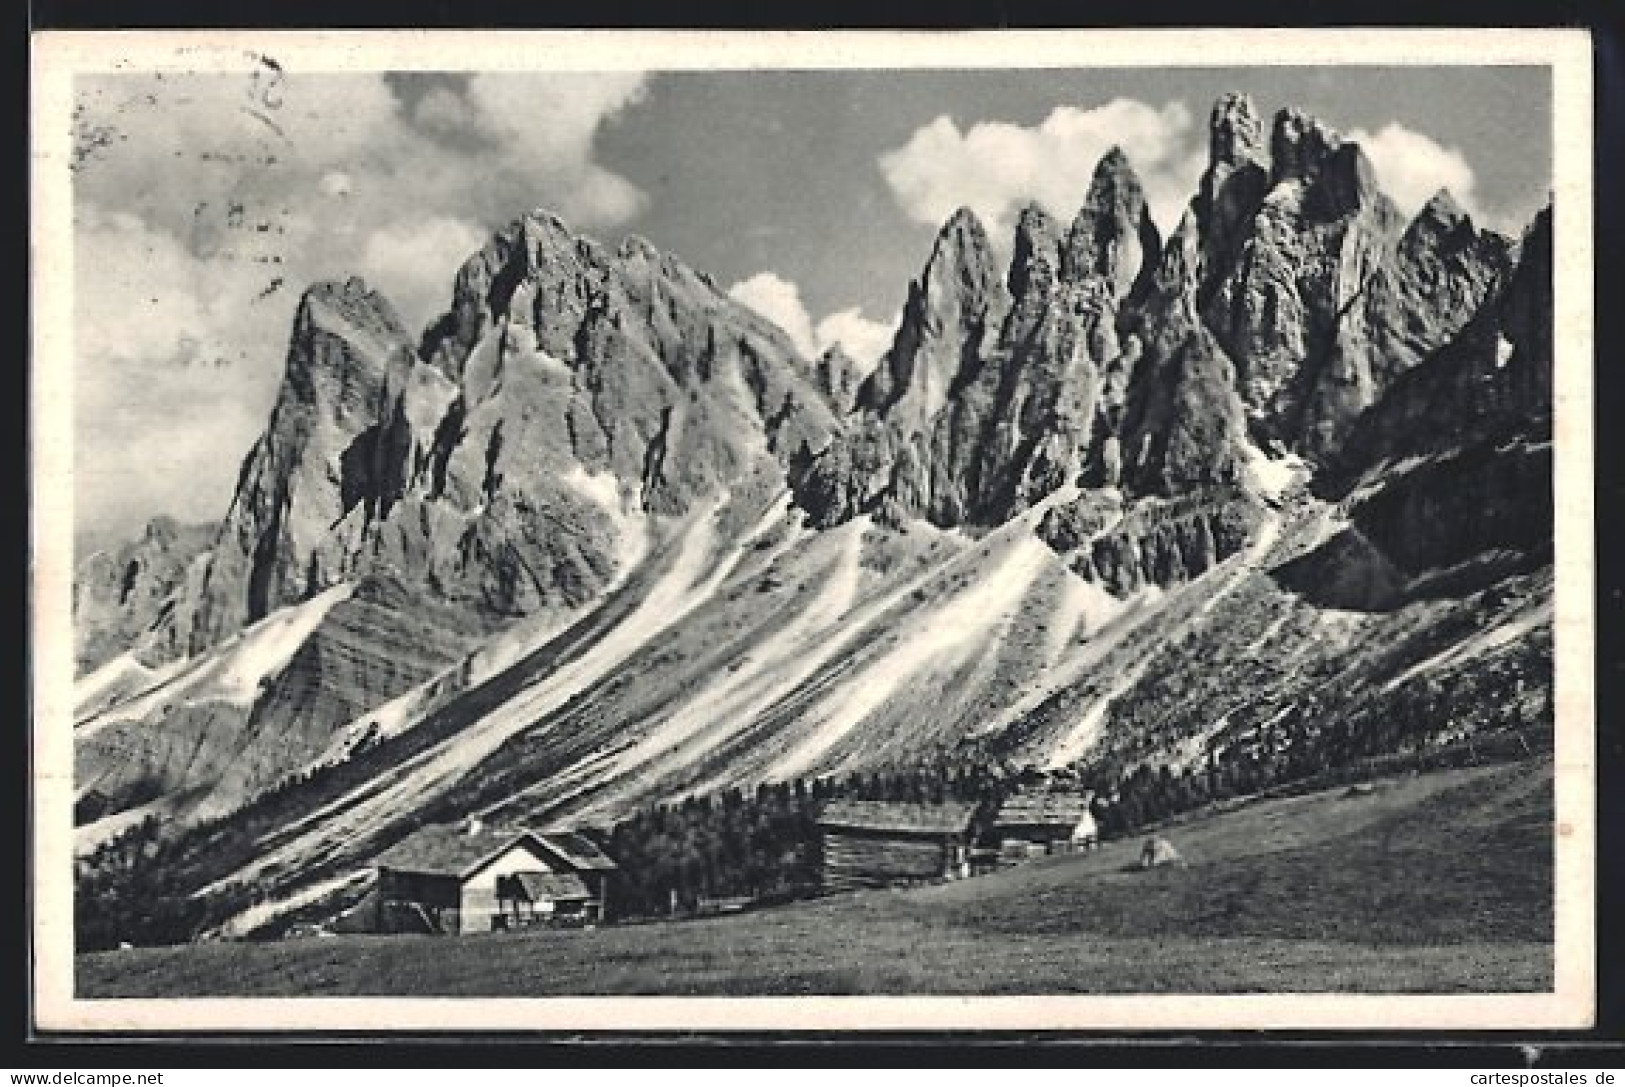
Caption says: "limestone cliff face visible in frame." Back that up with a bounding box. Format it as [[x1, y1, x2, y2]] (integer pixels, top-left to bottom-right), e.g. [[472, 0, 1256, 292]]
[[75, 572, 478, 822], [1331, 204, 1552, 475], [1112, 207, 1251, 498], [1201, 109, 1404, 450], [1311, 206, 1554, 586], [187, 280, 422, 657], [810, 345, 868, 415], [79, 96, 1535, 669], [73, 517, 216, 671], [793, 150, 1161, 529], [1200, 104, 1515, 457], [106, 213, 839, 669]]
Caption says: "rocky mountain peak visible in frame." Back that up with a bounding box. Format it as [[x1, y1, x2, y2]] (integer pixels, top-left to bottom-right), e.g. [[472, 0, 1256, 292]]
[[929, 206, 1002, 293], [1008, 201, 1066, 302], [300, 277, 410, 346], [811, 344, 868, 415], [1195, 95, 1272, 289], [615, 232, 667, 266], [1394, 189, 1492, 266], [1209, 92, 1266, 173], [1061, 147, 1162, 302], [1417, 188, 1469, 227], [856, 206, 1006, 419], [282, 278, 417, 431], [1269, 106, 1343, 186]]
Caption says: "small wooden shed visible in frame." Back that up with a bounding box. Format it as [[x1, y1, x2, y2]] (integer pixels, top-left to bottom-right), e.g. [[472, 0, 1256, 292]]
[[371, 822, 617, 934], [815, 799, 978, 892], [494, 872, 594, 928], [991, 792, 1098, 858]]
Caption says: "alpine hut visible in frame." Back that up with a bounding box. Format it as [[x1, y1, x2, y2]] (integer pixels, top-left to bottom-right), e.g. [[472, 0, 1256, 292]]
[[815, 799, 978, 892], [371, 821, 618, 934], [991, 791, 1098, 862]]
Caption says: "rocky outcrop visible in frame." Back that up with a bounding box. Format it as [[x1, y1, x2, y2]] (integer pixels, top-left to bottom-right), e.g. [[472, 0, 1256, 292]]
[[109, 212, 839, 665], [811, 345, 868, 415], [1111, 204, 1251, 498], [75, 572, 478, 822], [794, 151, 1161, 529], [1292, 190, 1514, 456], [1328, 205, 1551, 487], [1298, 206, 1554, 591], [1045, 489, 1266, 594], [73, 517, 215, 672], [1202, 108, 1406, 450], [1197, 102, 1516, 458]]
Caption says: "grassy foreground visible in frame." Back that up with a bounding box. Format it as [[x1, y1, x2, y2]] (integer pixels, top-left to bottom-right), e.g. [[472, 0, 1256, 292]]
[[77, 758, 1553, 996]]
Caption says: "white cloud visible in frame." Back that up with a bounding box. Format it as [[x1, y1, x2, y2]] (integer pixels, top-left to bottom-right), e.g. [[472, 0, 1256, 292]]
[[729, 273, 896, 365], [729, 272, 818, 357], [1346, 123, 1479, 220], [463, 72, 648, 167], [70, 70, 652, 544], [318, 171, 354, 199], [358, 216, 490, 338], [878, 99, 1206, 242], [73, 207, 282, 539], [814, 308, 895, 366]]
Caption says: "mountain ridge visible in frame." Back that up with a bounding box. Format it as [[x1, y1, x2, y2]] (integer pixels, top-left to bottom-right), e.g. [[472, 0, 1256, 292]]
[[71, 92, 1557, 940]]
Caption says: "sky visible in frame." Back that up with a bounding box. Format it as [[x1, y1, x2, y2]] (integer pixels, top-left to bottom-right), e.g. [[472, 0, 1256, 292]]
[[69, 64, 1552, 552]]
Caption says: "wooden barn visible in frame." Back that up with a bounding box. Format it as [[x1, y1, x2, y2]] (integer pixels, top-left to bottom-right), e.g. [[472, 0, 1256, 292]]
[[815, 800, 978, 892], [371, 822, 617, 934], [991, 791, 1098, 861]]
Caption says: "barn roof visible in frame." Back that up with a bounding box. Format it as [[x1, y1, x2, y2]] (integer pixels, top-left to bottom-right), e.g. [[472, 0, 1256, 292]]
[[508, 872, 592, 902], [992, 793, 1095, 829], [537, 830, 618, 872], [816, 799, 978, 835], [372, 825, 541, 878], [373, 824, 619, 878]]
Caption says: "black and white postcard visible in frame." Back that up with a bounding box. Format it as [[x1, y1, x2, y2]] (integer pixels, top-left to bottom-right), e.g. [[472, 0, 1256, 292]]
[[29, 29, 1597, 1033]]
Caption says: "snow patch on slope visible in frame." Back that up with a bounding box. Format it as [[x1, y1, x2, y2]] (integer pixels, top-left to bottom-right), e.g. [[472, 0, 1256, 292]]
[[76, 583, 356, 739], [201, 498, 779, 895], [1241, 441, 1309, 502], [760, 528, 1054, 783], [1384, 599, 1553, 692], [560, 463, 651, 577], [74, 654, 184, 723]]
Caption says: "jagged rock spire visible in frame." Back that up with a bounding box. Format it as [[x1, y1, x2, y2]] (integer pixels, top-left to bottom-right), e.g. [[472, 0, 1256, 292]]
[[1008, 201, 1065, 304], [858, 206, 1006, 421], [1270, 106, 1343, 185], [1061, 147, 1162, 303], [1209, 92, 1266, 174]]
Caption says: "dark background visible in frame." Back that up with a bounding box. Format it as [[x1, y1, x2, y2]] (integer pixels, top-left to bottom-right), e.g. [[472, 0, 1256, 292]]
[[13, 0, 1624, 1068]]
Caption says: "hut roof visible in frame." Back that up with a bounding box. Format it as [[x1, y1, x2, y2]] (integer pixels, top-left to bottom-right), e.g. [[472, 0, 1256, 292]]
[[373, 825, 618, 878], [508, 872, 592, 902], [816, 799, 978, 835], [537, 830, 618, 872], [372, 825, 540, 878], [992, 793, 1095, 830]]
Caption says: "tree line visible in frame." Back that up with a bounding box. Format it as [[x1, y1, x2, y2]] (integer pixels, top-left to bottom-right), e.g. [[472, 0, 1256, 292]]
[[76, 637, 1551, 947]]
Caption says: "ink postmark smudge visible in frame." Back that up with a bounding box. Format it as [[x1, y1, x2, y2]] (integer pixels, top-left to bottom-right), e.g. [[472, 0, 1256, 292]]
[[74, 54, 299, 320]]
